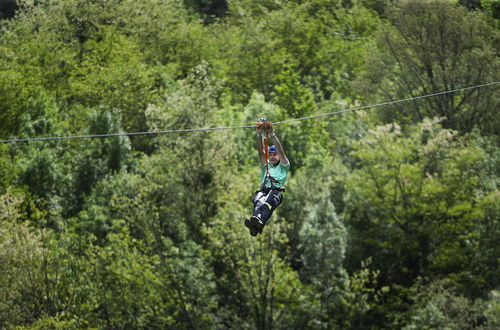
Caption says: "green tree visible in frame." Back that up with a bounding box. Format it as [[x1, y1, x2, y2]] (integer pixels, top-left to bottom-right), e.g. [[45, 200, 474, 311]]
[[208, 210, 314, 328], [210, 0, 380, 102], [483, 0, 500, 23], [74, 146, 223, 327], [343, 118, 499, 300], [298, 189, 349, 328], [145, 63, 228, 241], [67, 30, 159, 136], [355, 0, 500, 136], [272, 66, 322, 170], [0, 190, 53, 326], [0, 144, 17, 192], [401, 280, 500, 330], [281, 150, 388, 329]]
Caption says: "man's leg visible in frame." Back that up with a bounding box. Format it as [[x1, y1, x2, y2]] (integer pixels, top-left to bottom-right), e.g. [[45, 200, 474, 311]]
[[252, 190, 267, 220], [244, 190, 266, 236], [252, 189, 283, 233]]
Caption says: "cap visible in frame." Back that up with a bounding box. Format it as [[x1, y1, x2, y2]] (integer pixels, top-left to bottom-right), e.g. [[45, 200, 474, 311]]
[[269, 145, 277, 153]]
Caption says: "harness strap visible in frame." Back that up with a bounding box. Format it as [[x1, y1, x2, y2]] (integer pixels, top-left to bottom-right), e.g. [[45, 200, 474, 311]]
[[258, 119, 277, 190], [264, 130, 270, 177]]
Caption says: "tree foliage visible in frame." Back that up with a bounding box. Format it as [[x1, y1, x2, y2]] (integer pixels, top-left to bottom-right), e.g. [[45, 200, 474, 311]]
[[355, 0, 500, 136], [0, 0, 498, 328]]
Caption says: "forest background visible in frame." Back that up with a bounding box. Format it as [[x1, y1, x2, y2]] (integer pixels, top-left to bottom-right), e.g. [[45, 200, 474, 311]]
[[0, 0, 499, 329]]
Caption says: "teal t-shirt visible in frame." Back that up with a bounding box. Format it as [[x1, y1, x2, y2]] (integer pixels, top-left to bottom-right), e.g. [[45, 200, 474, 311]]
[[260, 162, 290, 189]]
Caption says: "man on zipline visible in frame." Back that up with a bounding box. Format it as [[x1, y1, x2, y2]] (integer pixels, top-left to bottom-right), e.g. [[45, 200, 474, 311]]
[[245, 118, 290, 237]]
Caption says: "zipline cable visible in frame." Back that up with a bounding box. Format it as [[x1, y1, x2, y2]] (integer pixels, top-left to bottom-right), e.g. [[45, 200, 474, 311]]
[[1, 81, 498, 144], [273, 81, 500, 125], [0, 124, 256, 143]]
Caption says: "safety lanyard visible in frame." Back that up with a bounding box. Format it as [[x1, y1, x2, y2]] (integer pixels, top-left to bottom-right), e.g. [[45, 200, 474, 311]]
[[258, 118, 275, 190], [262, 129, 276, 189], [263, 130, 270, 177]]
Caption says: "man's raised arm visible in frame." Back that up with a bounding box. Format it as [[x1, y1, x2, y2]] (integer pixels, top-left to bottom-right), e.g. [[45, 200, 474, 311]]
[[256, 125, 266, 166]]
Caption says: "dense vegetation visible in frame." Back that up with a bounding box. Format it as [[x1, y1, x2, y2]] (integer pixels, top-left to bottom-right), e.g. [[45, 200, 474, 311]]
[[0, 0, 499, 329]]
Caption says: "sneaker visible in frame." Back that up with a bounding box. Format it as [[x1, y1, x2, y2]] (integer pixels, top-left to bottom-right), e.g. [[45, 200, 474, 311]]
[[250, 216, 264, 234], [245, 218, 259, 237]]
